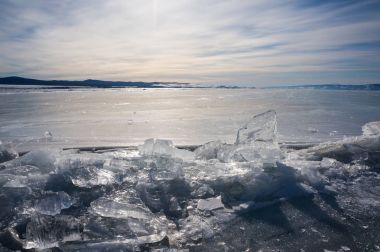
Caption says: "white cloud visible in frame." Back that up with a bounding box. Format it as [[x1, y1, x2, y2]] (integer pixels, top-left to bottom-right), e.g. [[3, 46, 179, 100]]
[[0, 0, 379, 85]]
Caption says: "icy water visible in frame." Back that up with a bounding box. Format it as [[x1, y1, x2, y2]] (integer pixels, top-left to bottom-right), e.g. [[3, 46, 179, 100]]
[[0, 88, 380, 151], [0, 88, 380, 252]]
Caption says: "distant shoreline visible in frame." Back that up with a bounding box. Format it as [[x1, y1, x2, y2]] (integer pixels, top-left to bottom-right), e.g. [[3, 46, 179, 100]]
[[0, 76, 379, 90]]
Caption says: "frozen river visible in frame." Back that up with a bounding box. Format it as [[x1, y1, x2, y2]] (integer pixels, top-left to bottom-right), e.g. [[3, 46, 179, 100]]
[[1, 87, 380, 152]]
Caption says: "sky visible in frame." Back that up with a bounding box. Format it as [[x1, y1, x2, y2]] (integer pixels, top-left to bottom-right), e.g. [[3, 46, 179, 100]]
[[0, 0, 380, 86]]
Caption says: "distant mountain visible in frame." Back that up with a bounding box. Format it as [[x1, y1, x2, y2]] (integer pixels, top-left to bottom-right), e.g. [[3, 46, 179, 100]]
[[0, 76, 191, 88], [266, 84, 380, 90]]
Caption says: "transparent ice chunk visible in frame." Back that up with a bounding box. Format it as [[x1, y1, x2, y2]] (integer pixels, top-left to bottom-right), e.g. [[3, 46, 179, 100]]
[[216, 110, 282, 164], [194, 141, 223, 160], [362, 121, 380, 136], [34, 191, 74, 216], [191, 184, 215, 198], [293, 134, 380, 164], [69, 166, 119, 188], [90, 189, 154, 220], [2, 173, 49, 191], [89, 189, 168, 244], [2, 176, 29, 189], [172, 148, 195, 160], [4, 149, 57, 173], [54, 153, 106, 173], [139, 139, 174, 156], [83, 216, 168, 247], [177, 215, 215, 243], [0, 141, 18, 163], [126, 217, 167, 244], [91, 198, 152, 220], [138, 138, 194, 160], [25, 215, 82, 249], [236, 110, 278, 145], [197, 196, 224, 211], [148, 156, 185, 181], [218, 144, 283, 165], [0, 165, 41, 176]]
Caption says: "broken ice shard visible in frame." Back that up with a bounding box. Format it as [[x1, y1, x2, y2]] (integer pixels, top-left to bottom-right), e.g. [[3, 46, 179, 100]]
[[194, 141, 223, 160], [293, 128, 380, 164], [177, 215, 215, 243], [217, 110, 282, 164], [91, 189, 156, 220], [138, 138, 194, 160], [2, 173, 49, 191], [147, 156, 185, 181], [236, 110, 278, 145], [172, 147, 195, 160], [139, 139, 174, 156], [34, 191, 74, 215], [90, 197, 152, 220], [0, 141, 18, 163], [90, 189, 168, 244], [25, 215, 82, 249], [362, 121, 380, 136], [197, 196, 224, 211], [3, 149, 57, 173], [191, 184, 215, 198], [69, 166, 119, 188]]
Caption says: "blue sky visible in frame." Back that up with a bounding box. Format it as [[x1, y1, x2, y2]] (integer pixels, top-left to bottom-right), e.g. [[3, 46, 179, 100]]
[[0, 0, 379, 86]]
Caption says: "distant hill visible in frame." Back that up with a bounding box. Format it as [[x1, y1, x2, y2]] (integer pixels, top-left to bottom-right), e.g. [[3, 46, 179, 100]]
[[0, 76, 191, 88], [1, 77, 379, 90], [266, 84, 380, 90]]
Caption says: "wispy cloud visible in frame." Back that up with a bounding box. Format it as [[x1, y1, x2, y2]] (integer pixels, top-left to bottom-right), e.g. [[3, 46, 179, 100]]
[[0, 0, 379, 86]]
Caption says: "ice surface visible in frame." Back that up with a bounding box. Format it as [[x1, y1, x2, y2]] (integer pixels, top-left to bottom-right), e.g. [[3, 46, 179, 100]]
[[1, 114, 380, 251]]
